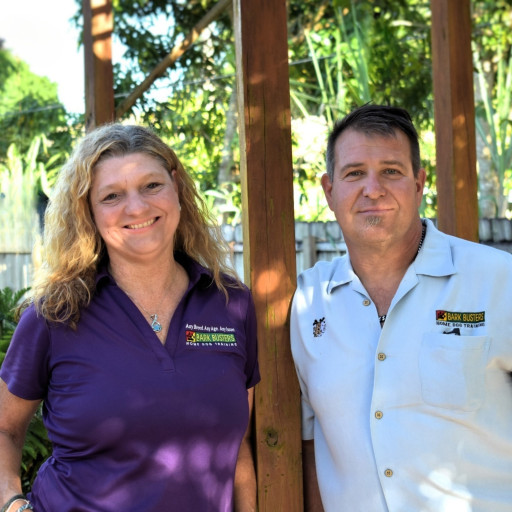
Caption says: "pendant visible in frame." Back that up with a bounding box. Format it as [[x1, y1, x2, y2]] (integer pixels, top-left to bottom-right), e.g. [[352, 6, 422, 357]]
[[150, 314, 162, 333]]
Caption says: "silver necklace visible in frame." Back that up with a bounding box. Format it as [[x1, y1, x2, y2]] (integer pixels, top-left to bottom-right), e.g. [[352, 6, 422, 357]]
[[119, 287, 168, 333], [378, 221, 427, 327]]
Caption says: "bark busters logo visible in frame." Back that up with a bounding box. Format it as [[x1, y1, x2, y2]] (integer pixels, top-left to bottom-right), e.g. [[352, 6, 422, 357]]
[[185, 324, 237, 346], [436, 310, 485, 328]]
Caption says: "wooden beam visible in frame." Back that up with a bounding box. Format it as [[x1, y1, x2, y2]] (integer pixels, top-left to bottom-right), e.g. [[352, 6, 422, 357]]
[[115, 0, 231, 119], [83, 0, 115, 131], [233, 0, 303, 509], [430, 0, 479, 241]]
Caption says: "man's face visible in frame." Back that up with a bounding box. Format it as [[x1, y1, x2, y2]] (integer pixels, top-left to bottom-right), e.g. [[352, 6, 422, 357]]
[[321, 128, 426, 249]]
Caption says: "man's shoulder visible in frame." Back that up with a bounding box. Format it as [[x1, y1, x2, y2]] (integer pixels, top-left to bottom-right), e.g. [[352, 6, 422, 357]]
[[427, 220, 512, 270], [447, 232, 512, 266], [297, 256, 347, 287]]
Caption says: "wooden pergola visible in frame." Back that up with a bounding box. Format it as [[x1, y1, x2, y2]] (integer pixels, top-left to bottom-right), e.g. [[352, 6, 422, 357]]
[[83, 0, 478, 508]]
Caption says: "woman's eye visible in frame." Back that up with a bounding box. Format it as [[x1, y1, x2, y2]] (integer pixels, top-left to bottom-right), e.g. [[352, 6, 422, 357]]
[[146, 182, 162, 190], [102, 193, 119, 202]]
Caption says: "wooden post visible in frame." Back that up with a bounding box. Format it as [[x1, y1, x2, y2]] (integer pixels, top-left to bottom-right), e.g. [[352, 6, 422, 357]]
[[430, 0, 479, 241], [233, 0, 303, 509], [83, 0, 115, 131]]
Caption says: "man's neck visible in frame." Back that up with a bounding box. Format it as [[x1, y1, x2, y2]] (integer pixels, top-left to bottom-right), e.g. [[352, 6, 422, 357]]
[[347, 220, 426, 315]]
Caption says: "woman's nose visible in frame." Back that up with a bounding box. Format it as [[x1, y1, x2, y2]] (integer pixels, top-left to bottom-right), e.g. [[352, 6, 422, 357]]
[[124, 192, 149, 214]]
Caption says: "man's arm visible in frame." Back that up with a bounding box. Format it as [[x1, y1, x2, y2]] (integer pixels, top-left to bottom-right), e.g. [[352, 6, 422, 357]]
[[303, 439, 324, 511]]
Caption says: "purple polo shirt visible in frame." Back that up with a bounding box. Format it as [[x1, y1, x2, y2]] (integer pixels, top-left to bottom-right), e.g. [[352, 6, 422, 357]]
[[1, 255, 260, 511]]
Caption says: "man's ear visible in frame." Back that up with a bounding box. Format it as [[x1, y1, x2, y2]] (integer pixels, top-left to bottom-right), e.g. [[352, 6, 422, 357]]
[[415, 168, 426, 207], [321, 173, 334, 210]]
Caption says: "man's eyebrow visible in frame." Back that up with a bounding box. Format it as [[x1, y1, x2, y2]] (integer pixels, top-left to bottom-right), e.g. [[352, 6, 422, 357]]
[[339, 159, 407, 173], [339, 162, 364, 173], [380, 159, 407, 168]]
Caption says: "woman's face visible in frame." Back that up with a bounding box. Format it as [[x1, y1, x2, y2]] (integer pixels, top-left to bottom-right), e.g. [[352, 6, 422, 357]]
[[89, 152, 180, 265]]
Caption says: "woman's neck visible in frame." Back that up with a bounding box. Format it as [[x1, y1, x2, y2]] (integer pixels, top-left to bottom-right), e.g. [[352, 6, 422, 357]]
[[108, 253, 181, 296]]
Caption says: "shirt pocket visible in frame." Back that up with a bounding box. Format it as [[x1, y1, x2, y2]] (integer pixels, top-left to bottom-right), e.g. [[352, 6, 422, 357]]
[[419, 333, 490, 411]]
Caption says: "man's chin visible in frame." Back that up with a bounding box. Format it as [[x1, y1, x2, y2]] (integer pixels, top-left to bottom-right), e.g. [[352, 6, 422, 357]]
[[365, 215, 383, 227]]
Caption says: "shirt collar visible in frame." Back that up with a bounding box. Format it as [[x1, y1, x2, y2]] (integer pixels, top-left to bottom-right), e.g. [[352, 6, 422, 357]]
[[413, 218, 456, 277], [326, 218, 456, 294]]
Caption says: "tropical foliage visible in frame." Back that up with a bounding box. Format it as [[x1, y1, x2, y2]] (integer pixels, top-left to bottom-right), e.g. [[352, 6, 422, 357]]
[[472, 0, 512, 217], [0, 46, 74, 165], [93, 0, 440, 221], [2, 1, 512, 222]]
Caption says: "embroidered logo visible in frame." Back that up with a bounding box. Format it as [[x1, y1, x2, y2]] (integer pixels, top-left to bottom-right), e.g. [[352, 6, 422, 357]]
[[185, 323, 237, 346], [312, 317, 326, 338], [436, 310, 485, 328]]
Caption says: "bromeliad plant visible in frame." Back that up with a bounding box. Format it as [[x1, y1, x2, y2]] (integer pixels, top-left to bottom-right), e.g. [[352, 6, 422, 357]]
[[474, 34, 512, 217]]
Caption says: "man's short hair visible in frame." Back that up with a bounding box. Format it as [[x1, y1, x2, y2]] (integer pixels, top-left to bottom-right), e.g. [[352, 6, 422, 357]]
[[325, 104, 421, 179]]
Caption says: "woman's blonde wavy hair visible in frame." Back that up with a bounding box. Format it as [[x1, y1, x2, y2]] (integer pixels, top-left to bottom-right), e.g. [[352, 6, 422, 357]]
[[23, 123, 240, 328]]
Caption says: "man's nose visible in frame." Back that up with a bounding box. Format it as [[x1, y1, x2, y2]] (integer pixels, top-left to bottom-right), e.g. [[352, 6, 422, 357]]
[[363, 173, 385, 198]]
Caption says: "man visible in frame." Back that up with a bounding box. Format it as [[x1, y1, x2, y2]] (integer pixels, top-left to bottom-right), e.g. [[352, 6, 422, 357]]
[[291, 104, 512, 511]]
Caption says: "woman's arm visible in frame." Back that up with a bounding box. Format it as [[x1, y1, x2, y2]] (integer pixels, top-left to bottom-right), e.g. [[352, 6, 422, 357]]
[[0, 379, 41, 505], [234, 386, 256, 512]]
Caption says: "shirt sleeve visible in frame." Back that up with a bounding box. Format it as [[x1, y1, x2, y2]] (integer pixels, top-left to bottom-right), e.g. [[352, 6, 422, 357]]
[[243, 289, 260, 389], [0, 305, 51, 400], [290, 288, 315, 441]]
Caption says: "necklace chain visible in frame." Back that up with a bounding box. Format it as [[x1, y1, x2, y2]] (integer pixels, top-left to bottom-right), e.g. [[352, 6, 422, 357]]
[[118, 285, 169, 334], [416, 220, 427, 255], [378, 221, 427, 328]]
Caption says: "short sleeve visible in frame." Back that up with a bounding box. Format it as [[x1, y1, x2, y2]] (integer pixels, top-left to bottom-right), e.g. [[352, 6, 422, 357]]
[[243, 290, 260, 389], [290, 289, 315, 441], [0, 305, 51, 400]]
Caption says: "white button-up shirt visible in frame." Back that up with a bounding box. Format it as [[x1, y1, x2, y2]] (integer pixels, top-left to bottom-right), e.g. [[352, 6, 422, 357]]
[[291, 219, 512, 511]]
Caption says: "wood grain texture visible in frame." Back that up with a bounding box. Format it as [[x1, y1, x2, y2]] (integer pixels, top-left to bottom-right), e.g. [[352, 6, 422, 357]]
[[431, 0, 479, 241], [83, 0, 115, 131], [234, 0, 303, 509]]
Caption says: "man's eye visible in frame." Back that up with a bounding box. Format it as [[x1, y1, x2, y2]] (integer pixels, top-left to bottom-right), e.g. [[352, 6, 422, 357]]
[[384, 168, 399, 175], [344, 170, 363, 178]]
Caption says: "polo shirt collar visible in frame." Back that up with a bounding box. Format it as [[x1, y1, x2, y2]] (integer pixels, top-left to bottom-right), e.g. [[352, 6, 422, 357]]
[[326, 257, 356, 294], [414, 219, 456, 277], [326, 218, 456, 294]]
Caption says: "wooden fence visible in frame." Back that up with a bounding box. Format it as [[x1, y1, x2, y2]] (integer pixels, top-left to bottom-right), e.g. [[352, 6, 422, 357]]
[[2, 218, 512, 292], [224, 217, 512, 279], [0, 208, 40, 291]]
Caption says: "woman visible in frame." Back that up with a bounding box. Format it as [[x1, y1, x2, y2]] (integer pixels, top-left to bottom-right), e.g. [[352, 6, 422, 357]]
[[0, 124, 259, 511]]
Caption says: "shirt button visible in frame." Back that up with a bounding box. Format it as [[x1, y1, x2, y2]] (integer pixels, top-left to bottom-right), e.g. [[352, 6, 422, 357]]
[[377, 353, 386, 361], [375, 411, 383, 419], [363, 299, 371, 306], [384, 469, 393, 477]]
